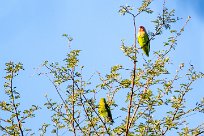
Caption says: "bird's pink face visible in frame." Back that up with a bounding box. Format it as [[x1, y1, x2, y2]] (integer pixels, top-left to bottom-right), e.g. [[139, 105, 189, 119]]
[[139, 26, 145, 32]]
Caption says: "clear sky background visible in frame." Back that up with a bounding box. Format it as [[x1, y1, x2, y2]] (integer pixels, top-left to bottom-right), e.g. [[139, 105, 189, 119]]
[[0, 0, 204, 135]]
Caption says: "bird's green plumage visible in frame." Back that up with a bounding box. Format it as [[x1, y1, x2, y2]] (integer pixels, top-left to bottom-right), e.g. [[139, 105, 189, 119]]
[[98, 98, 113, 123], [137, 26, 150, 57]]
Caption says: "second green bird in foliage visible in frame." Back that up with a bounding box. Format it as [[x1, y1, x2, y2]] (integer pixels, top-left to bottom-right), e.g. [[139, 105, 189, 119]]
[[137, 26, 150, 57], [98, 98, 114, 123]]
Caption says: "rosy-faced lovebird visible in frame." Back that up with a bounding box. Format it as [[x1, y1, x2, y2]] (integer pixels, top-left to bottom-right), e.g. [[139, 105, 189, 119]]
[[98, 98, 114, 123], [137, 26, 150, 57]]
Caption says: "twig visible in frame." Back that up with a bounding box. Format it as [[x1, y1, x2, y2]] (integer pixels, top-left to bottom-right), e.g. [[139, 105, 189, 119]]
[[0, 125, 12, 135], [74, 82, 110, 135], [80, 68, 100, 136], [162, 81, 193, 135], [162, 16, 191, 57], [128, 98, 141, 129], [45, 74, 85, 135], [71, 68, 76, 136], [80, 94, 100, 136], [10, 71, 24, 136], [125, 14, 137, 136]]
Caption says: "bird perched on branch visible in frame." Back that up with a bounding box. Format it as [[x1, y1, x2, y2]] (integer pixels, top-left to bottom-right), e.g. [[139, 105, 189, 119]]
[[137, 26, 150, 57], [98, 98, 114, 123]]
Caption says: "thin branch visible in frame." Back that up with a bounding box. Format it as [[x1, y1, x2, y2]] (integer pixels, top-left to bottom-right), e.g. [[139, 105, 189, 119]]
[[162, 80, 193, 135], [97, 71, 117, 105], [0, 125, 12, 135], [80, 69, 100, 136], [195, 131, 204, 136], [45, 74, 85, 135], [80, 94, 100, 136], [71, 68, 76, 136], [83, 94, 110, 135], [125, 14, 137, 136], [162, 16, 191, 57], [145, 106, 153, 135], [74, 82, 110, 135], [128, 98, 142, 128], [147, 0, 166, 45], [10, 71, 24, 136]]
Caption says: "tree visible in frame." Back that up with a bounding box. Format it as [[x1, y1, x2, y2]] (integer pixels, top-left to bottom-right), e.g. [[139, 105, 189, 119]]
[[1, 0, 204, 135]]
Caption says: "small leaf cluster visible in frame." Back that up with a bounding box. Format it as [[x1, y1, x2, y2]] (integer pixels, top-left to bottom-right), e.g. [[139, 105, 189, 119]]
[[1, 62, 40, 136]]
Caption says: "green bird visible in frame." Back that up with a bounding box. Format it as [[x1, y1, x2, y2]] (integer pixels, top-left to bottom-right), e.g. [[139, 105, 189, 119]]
[[137, 26, 150, 57], [98, 98, 114, 123]]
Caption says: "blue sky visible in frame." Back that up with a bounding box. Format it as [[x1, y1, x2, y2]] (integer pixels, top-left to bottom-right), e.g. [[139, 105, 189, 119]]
[[0, 0, 204, 135]]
